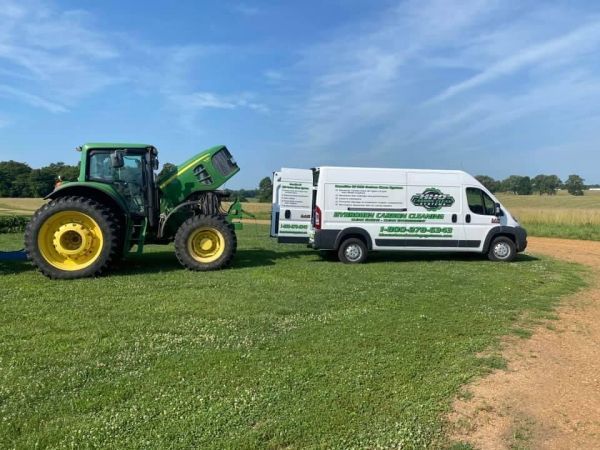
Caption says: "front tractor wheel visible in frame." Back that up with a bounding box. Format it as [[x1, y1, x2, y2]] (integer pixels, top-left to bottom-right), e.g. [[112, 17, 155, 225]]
[[25, 196, 120, 279], [174, 215, 237, 271]]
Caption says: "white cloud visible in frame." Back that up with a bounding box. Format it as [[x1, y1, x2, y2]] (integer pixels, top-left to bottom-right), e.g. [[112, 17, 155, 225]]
[[0, 83, 66, 112], [0, 0, 124, 112], [288, 0, 496, 151], [264, 70, 284, 82], [0, 0, 267, 129], [427, 20, 600, 104], [231, 3, 261, 16], [170, 91, 267, 112]]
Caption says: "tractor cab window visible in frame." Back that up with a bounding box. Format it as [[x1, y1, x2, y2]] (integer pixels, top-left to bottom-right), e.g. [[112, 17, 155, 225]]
[[466, 187, 496, 216], [88, 150, 146, 214], [89, 152, 113, 181]]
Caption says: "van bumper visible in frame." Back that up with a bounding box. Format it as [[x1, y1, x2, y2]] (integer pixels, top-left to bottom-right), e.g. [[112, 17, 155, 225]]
[[312, 229, 340, 250], [515, 226, 528, 252]]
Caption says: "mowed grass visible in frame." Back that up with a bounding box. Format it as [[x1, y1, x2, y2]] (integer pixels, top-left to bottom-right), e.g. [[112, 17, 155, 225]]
[[0, 198, 45, 216], [0, 225, 584, 449]]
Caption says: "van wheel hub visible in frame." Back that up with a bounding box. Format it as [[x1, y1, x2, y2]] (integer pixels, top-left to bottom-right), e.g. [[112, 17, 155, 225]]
[[345, 244, 363, 262], [493, 242, 510, 259]]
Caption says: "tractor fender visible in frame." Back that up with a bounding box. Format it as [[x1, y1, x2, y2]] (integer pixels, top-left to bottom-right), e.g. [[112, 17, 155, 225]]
[[45, 182, 129, 217]]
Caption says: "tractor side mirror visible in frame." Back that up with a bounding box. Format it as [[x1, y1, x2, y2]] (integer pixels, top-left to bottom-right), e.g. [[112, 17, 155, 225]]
[[152, 158, 159, 171], [495, 203, 504, 217], [111, 151, 124, 169]]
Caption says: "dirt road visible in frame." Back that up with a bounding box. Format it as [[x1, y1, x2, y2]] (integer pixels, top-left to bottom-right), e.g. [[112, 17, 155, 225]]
[[449, 237, 600, 449]]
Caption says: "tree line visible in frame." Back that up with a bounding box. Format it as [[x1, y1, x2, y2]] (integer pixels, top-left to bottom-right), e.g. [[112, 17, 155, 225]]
[[0, 159, 587, 199], [475, 174, 587, 196], [0, 161, 79, 197], [0, 160, 275, 202]]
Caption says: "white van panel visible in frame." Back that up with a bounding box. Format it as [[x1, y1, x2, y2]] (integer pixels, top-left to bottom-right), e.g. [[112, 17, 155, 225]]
[[407, 171, 461, 186], [271, 168, 313, 243]]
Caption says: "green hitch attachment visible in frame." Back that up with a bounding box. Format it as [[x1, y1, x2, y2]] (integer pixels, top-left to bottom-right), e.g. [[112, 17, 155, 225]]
[[226, 199, 256, 230]]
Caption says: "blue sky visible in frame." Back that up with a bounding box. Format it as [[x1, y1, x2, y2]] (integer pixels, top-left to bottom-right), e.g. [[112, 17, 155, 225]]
[[0, 0, 599, 188]]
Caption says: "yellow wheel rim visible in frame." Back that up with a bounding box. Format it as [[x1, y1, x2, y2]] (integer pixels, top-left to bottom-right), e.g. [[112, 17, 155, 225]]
[[187, 227, 225, 263], [37, 211, 104, 271]]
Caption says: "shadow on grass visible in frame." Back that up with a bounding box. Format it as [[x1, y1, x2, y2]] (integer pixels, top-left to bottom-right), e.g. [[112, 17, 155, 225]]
[[366, 251, 539, 264], [0, 248, 539, 278], [112, 247, 316, 276], [0, 260, 32, 276]]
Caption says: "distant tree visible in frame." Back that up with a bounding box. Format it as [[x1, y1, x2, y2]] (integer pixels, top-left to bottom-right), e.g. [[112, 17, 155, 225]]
[[547, 175, 562, 194], [29, 167, 57, 197], [532, 175, 546, 195], [0, 161, 33, 197], [46, 162, 79, 181], [257, 176, 273, 203], [533, 174, 561, 195], [516, 176, 533, 195], [475, 175, 500, 193], [502, 175, 524, 194], [27, 162, 80, 197], [158, 162, 177, 179], [565, 174, 585, 196]]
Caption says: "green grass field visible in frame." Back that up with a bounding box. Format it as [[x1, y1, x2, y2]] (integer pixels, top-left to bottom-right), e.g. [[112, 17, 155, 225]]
[[0, 226, 585, 448]]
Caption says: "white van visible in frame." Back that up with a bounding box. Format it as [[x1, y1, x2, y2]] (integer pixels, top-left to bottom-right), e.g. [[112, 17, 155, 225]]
[[271, 167, 527, 263]]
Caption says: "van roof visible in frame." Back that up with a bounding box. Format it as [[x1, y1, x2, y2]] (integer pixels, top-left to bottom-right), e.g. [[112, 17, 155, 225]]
[[316, 166, 468, 175], [314, 166, 482, 187]]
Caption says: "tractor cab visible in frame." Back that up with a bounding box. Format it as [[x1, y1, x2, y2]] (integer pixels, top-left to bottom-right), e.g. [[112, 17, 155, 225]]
[[79, 143, 160, 226]]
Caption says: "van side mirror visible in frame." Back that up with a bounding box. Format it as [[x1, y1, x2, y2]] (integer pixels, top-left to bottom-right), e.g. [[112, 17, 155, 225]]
[[111, 151, 124, 168], [495, 203, 504, 217]]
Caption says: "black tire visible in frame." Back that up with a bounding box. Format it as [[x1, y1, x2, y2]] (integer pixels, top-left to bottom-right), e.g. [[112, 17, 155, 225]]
[[25, 196, 120, 279], [487, 236, 517, 262], [174, 215, 237, 271], [337, 238, 368, 264]]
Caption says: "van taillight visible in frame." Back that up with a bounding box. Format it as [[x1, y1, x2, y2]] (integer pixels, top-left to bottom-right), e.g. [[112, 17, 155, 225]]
[[314, 206, 322, 229]]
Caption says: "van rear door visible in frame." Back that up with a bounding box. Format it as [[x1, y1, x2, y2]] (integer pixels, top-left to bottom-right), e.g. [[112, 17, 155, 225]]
[[271, 168, 314, 243]]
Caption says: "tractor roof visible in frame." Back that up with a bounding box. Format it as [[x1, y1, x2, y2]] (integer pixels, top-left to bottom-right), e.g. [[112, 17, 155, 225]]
[[79, 143, 155, 151]]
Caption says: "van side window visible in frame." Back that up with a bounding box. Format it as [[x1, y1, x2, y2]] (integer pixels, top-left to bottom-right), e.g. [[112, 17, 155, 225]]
[[467, 187, 495, 216], [482, 192, 496, 215]]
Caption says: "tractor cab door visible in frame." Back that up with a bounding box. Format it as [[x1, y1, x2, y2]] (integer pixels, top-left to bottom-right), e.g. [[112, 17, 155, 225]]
[[271, 168, 314, 243], [88, 149, 147, 215]]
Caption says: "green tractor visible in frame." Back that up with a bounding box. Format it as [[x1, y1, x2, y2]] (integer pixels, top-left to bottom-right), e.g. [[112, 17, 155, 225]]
[[25, 143, 244, 279]]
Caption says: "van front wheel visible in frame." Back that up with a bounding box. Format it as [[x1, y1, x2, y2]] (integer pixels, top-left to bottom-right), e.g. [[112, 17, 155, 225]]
[[488, 236, 516, 262], [338, 238, 367, 264]]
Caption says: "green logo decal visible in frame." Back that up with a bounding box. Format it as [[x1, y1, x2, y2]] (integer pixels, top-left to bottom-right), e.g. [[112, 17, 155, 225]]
[[411, 188, 455, 211]]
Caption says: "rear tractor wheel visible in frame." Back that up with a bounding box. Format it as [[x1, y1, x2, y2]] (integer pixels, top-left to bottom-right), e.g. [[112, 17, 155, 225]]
[[174, 215, 237, 271], [25, 196, 120, 279]]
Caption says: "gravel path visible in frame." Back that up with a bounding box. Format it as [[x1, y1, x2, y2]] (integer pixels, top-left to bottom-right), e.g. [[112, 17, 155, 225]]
[[449, 237, 600, 449]]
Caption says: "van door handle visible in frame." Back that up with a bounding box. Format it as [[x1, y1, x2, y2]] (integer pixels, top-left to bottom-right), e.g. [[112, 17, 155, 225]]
[[452, 214, 457, 223], [284, 210, 291, 219], [466, 214, 471, 223]]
